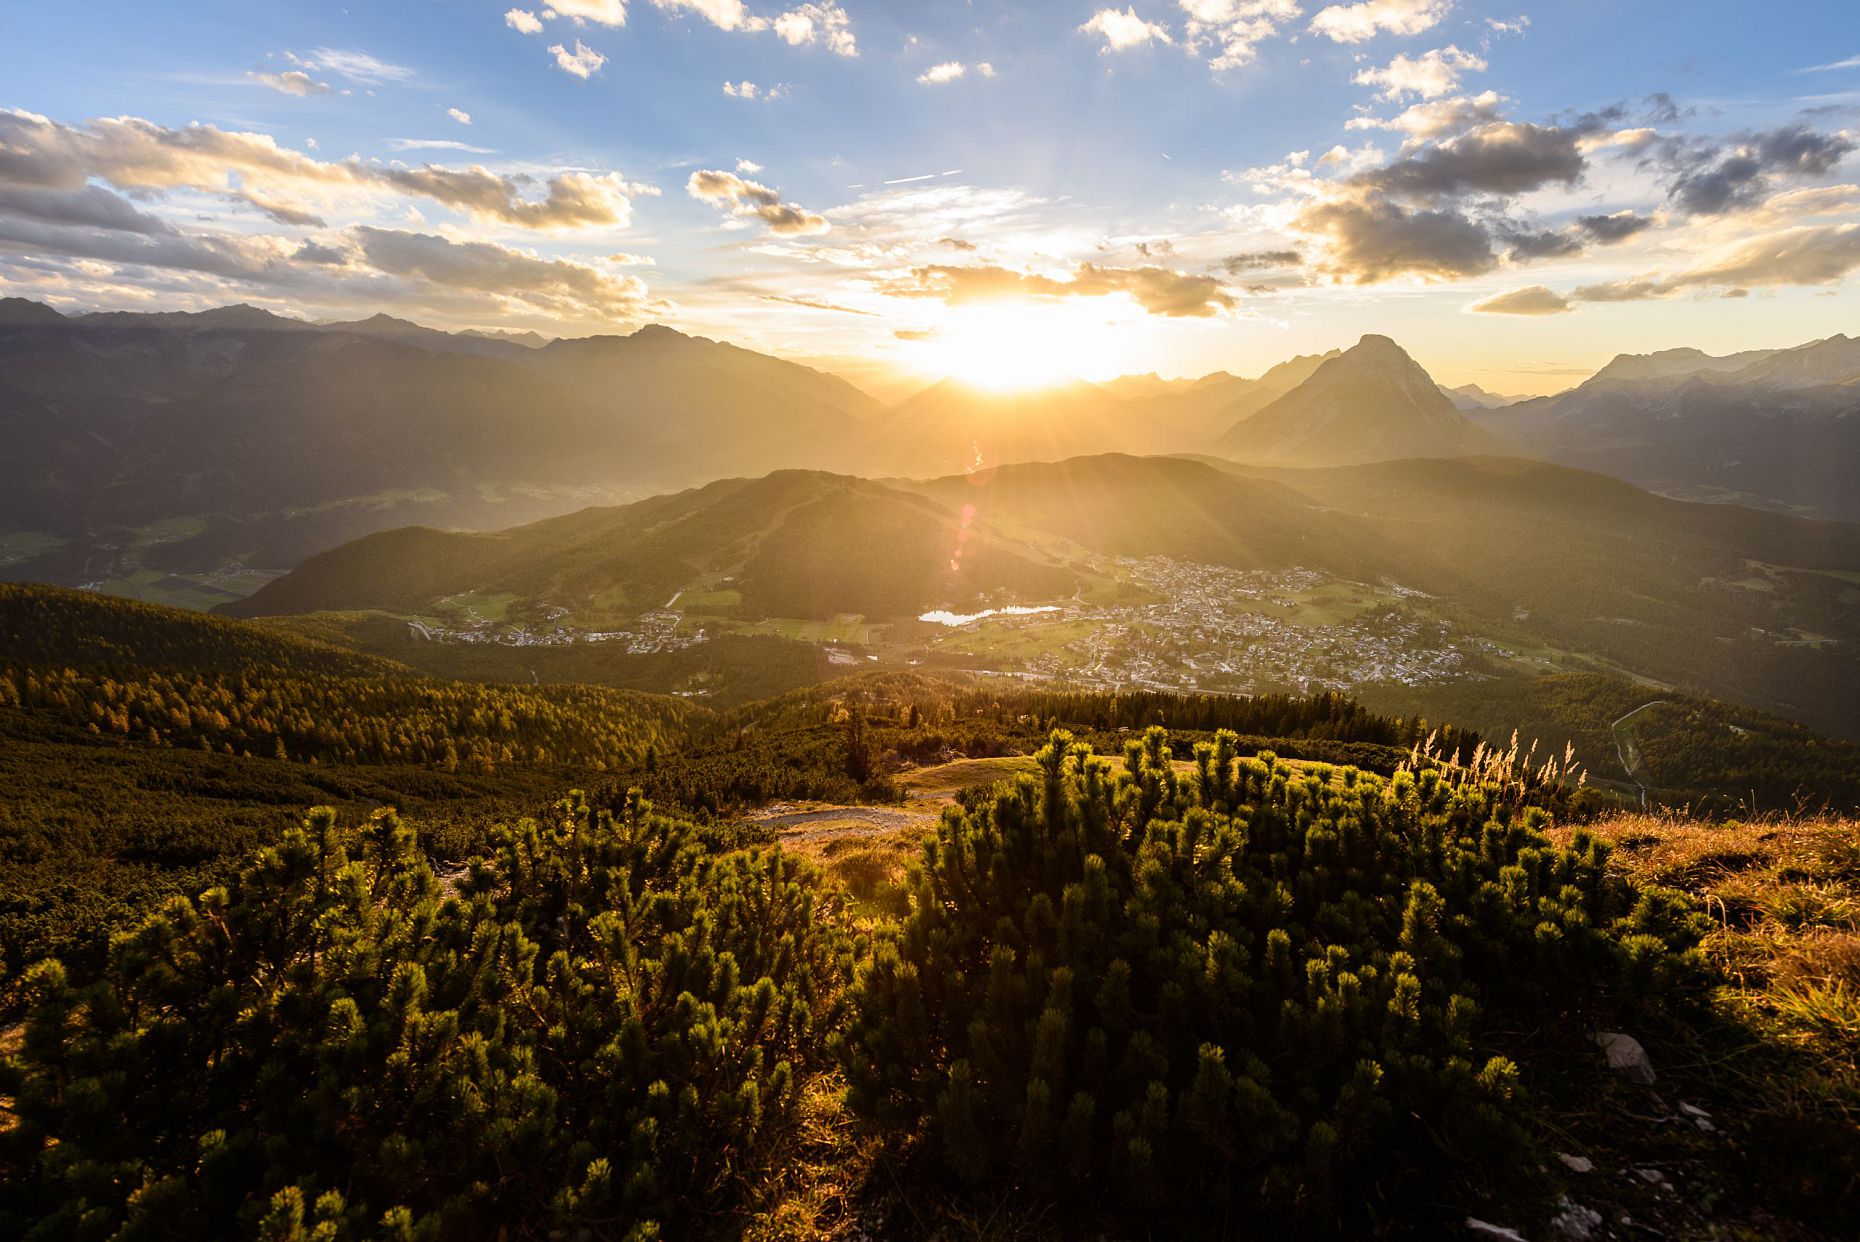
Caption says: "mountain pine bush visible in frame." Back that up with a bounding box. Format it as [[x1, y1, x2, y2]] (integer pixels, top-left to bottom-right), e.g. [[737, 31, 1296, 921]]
[[839, 728, 1706, 1234], [0, 792, 856, 1239]]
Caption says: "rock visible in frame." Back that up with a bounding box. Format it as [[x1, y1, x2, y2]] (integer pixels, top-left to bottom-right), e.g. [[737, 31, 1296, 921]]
[[1550, 1196, 1604, 1241], [1556, 1152, 1594, 1174], [1596, 1030, 1657, 1084], [1465, 1220, 1530, 1241], [1679, 1101, 1716, 1133]]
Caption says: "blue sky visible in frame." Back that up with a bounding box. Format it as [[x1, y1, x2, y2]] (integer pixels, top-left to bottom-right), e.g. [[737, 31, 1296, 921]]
[[1, 1, 1857, 394]]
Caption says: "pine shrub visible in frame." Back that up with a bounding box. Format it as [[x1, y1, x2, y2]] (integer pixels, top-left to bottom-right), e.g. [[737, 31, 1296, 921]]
[[0, 792, 856, 1239], [840, 728, 1705, 1234]]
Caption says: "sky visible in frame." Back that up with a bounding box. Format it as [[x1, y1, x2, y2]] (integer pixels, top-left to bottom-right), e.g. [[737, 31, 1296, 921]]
[[1, 0, 1857, 397]]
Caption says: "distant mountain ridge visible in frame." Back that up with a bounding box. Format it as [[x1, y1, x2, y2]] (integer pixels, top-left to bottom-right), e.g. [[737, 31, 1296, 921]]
[[1477, 333, 1860, 519], [0, 300, 886, 583]]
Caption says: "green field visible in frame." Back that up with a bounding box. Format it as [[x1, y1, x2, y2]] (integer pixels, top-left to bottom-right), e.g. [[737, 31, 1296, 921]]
[[932, 616, 1100, 660], [0, 530, 66, 568], [93, 568, 245, 612], [436, 590, 521, 624], [740, 614, 875, 644], [127, 515, 210, 550], [675, 587, 743, 610]]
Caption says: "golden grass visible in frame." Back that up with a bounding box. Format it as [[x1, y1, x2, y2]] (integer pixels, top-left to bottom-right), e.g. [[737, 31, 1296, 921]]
[[1556, 812, 1860, 1066]]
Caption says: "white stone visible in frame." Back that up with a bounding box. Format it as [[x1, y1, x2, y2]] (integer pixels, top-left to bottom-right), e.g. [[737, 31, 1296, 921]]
[[1596, 1030, 1657, 1084], [1465, 1220, 1530, 1241], [1556, 1152, 1594, 1174], [1551, 1196, 1604, 1241]]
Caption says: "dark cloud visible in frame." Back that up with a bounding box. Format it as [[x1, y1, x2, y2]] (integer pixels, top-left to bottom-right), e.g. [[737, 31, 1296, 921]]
[[243, 195, 327, 228], [292, 240, 348, 265], [1294, 196, 1496, 283], [1351, 122, 1586, 201], [0, 185, 173, 234], [1218, 249, 1302, 272], [1498, 224, 1583, 261], [1661, 124, 1856, 216], [353, 226, 652, 317], [1575, 210, 1654, 243]]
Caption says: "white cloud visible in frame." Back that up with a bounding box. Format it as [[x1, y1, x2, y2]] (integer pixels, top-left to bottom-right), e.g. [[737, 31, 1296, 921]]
[[541, 0, 628, 25], [0, 109, 644, 231], [1353, 46, 1485, 100], [1469, 285, 1571, 315], [977, 62, 997, 77], [505, 8, 546, 33], [447, 107, 472, 125], [250, 70, 333, 97], [1080, 7, 1174, 52], [688, 168, 829, 234], [1181, 0, 1302, 70], [1309, 0, 1450, 43], [770, 2, 857, 56], [549, 40, 607, 78], [651, 0, 754, 30], [1347, 91, 1506, 141], [723, 79, 784, 99], [1798, 53, 1860, 73], [918, 61, 966, 85], [296, 48, 415, 84], [736, 157, 763, 173], [385, 139, 500, 154]]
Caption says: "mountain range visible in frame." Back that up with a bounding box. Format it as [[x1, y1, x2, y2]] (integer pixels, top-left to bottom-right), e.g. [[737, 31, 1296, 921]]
[[4, 295, 1858, 593], [1473, 334, 1860, 518]]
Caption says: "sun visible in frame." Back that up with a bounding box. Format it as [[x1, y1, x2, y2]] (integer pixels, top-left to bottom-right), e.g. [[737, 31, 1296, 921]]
[[914, 300, 1135, 391]]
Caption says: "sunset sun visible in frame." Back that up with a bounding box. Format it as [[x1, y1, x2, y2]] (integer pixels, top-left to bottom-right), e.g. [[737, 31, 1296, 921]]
[[915, 301, 1136, 390]]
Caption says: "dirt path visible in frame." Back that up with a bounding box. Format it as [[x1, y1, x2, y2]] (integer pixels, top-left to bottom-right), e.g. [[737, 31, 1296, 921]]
[[744, 803, 940, 845], [1611, 699, 1670, 806]]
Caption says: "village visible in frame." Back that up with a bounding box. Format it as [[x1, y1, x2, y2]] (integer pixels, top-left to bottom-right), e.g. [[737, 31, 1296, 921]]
[[923, 556, 1493, 695]]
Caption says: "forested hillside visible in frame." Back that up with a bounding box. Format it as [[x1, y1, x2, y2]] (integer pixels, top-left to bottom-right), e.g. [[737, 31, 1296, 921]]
[[1360, 672, 1860, 811], [226, 452, 1860, 739]]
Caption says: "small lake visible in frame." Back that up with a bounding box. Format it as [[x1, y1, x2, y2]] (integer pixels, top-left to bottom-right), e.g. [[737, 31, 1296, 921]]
[[918, 605, 1060, 627]]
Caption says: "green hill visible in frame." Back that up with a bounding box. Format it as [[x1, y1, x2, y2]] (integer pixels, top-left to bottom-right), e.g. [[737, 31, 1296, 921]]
[[225, 470, 1077, 623]]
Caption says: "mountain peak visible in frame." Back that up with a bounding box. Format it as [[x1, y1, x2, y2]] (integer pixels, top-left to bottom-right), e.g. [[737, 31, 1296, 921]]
[[0, 297, 65, 326], [628, 323, 695, 343], [1214, 333, 1496, 466]]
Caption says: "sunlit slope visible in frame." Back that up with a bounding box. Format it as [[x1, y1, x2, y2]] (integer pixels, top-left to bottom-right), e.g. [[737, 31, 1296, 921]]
[[909, 453, 1382, 576], [224, 470, 1075, 622]]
